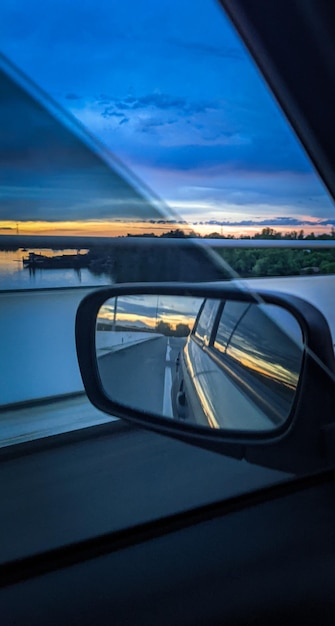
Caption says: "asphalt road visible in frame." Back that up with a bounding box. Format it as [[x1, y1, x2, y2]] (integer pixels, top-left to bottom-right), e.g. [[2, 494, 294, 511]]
[[97, 336, 184, 416]]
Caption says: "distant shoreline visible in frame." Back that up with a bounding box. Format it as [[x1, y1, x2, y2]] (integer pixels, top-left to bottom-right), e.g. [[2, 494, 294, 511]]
[[0, 234, 207, 250], [0, 235, 123, 250], [1, 234, 335, 280], [1, 233, 335, 251]]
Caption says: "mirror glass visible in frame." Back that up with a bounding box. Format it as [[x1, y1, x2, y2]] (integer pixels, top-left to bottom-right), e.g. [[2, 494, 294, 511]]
[[95, 295, 304, 432]]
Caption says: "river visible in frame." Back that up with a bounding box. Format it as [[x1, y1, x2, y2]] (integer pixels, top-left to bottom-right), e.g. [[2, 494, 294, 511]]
[[0, 249, 112, 290]]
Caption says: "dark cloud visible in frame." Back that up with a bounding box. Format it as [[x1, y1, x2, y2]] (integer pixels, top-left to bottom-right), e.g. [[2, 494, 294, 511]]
[[126, 93, 188, 111], [167, 37, 243, 61], [192, 217, 334, 227], [95, 87, 311, 177], [147, 218, 180, 224], [101, 93, 209, 118], [129, 140, 311, 176], [109, 217, 330, 228], [65, 92, 81, 100], [318, 219, 335, 226]]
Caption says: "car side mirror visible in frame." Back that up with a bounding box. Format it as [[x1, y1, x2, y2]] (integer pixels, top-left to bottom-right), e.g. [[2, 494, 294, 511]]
[[76, 283, 335, 475]]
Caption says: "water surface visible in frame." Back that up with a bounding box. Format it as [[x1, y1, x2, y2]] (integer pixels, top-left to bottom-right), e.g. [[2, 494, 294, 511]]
[[0, 249, 112, 290]]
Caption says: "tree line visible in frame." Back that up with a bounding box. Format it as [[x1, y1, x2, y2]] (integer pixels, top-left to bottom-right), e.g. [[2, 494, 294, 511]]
[[127, 226, 335, 241], [216, 247, 335, 278], [212, 228, 335, 277], [127, 227, 335, 278]]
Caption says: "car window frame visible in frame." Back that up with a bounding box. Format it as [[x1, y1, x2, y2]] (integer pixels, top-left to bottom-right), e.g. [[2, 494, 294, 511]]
[[191, 298, 222, 347]]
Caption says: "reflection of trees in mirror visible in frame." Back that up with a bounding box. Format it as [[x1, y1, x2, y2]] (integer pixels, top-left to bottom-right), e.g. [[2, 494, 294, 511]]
[[97, 295, 200, 335], [156, 321, 190, 337]]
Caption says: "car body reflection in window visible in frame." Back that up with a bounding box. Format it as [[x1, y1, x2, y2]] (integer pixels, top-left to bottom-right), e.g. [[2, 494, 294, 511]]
[[212, 303, 304, 424], [213, 301, 250, 354], [193, 300, 220, 346]]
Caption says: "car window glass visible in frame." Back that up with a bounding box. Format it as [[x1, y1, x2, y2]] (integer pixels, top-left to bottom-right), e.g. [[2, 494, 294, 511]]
[[0, 0, 334, 547], [194, 299, 220, 345], [1, 0, 335, 594], [213, 301, 250, 354], [225, 304, 304, 414]]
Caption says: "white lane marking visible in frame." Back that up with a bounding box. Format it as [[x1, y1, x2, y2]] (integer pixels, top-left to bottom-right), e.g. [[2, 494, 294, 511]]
[[163, 338, 173, 417], [166, 340, 172, 362]]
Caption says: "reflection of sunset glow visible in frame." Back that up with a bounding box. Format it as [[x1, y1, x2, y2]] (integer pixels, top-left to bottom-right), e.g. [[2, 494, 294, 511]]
[[1, 219, 333, 238], [196, 384, 220, 429], [228, 345, 299, 389], [183, 343, 220, 429], [0, 220, 194, 237], [99, 309, 156, 329], [98, 308, 196, 331], [98, 295, 201, 333]]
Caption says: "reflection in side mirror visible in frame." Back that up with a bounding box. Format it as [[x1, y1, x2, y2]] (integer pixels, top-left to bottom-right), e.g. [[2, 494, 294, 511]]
[[95, 294, 304, 433]]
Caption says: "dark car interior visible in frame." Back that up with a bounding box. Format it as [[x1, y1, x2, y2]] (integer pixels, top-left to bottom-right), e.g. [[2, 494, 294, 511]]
[[1, 1, 335, 624]]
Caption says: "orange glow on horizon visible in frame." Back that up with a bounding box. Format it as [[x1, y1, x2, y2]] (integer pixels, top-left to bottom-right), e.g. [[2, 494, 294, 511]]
[[0, 220, 194, 238], [0, 219, 333, 239], [228, 345, 299, 389], [98, 308, 196, 331]]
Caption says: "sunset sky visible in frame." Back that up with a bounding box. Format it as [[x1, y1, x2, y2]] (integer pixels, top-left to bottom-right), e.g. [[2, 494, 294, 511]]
[[99, 295, 201, 331], [1, 0, 335, 238]]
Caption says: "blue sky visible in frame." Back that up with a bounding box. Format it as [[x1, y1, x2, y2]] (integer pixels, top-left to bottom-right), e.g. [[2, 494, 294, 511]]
[[0, 0, 334, 234]]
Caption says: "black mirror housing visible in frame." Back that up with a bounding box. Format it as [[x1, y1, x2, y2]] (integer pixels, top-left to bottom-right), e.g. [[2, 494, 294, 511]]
[[76, 282, 335, 475]]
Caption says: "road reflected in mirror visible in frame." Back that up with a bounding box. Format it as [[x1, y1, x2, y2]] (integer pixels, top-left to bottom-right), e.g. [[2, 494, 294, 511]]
[[95, 295, 304, 432]]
